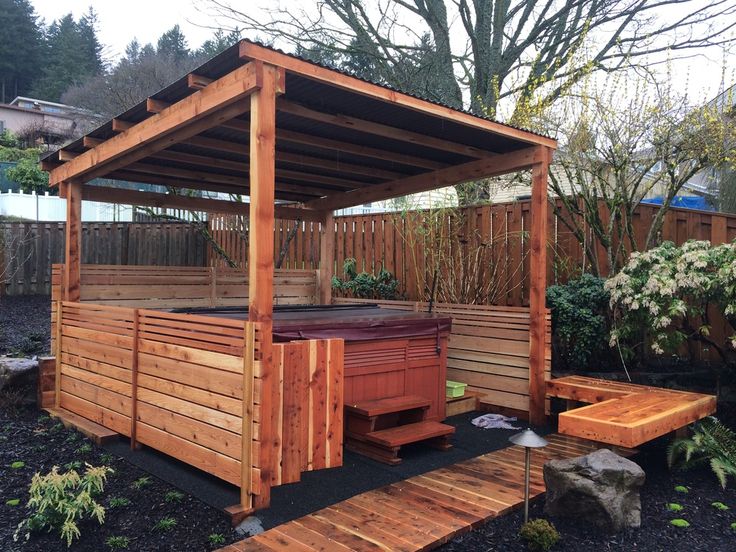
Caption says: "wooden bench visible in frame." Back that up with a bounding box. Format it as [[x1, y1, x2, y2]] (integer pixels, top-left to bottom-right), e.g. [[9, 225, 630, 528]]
[[345, 395, 455, 464], [547, 375, 716, 448]]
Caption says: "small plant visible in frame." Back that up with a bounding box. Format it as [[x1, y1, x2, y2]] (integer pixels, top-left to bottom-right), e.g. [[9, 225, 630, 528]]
[[674, 485, 689, 494], [6, 499, 20, 506], [64, 461, 82, 471], [731, 522, 736, 530], [106, 536, 130, 550], [14, 464, 113, 547], [666, 503, 684, 512], [712, 501, 729, 510], [75, 443, 93, 455], [332, 258, 401, 300], [10, 461, 25, 469], [65, 431, 80, 442], [668, 417, 736, 488], [132, 476, 152, 490], [208, 533, 226, 545], [164, 490, 185, 503], [153, 517, 177, 531], [100, 452, 115, 464], [50, 422, 64, 432], [670, 519, 690, 528], [37, 415, 50, 424], [519, 518, 560, 551], [108, 496, 131, 508]]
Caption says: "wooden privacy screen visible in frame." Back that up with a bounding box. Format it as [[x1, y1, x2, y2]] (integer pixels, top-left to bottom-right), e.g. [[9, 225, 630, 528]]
[[334, 298, 551, 415], [54, 301, 343, 511], [50, 264, 318, 307]]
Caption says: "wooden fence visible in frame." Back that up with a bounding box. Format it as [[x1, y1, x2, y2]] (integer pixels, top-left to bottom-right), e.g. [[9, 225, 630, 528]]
[[50, 265, 318, 308], [209, 202, 736, 306], [334, 298, 551, 416], [1, 222, 206, 295], [52, 301, 343, 510]]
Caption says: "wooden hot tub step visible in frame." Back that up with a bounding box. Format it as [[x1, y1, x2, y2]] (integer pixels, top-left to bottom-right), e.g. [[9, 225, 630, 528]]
[[347, 395, 431, 418], [365, 420, 455, 448]]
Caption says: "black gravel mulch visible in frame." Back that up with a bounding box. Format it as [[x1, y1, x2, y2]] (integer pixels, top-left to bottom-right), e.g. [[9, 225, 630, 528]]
[[0, 295, 50, 356], [440, 441, 736, 552], [0, 394, 240, 552]]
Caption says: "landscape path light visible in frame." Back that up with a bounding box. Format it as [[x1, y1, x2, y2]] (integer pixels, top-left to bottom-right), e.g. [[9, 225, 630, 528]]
[[509, 428, 548, 523]]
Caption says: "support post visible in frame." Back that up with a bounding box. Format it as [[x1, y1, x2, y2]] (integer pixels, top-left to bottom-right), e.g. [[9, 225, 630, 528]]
[[130, 309, 140, 450], [63, 180, 82, 302], [248, 63, 280, 510], [318, 211, 335, 304], [528, 147, 551, 426]]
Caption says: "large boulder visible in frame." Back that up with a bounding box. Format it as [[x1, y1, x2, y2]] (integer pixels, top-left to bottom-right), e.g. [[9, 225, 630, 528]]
[[544, 448, 645, 532], [0, 356, 39, 392]]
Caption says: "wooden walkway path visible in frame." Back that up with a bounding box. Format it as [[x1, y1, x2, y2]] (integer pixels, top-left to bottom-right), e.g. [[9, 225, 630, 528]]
[[218, 434, 633, 551]]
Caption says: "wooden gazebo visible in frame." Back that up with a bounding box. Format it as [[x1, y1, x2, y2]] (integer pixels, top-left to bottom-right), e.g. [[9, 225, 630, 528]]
[[41, 40, 556, 515]]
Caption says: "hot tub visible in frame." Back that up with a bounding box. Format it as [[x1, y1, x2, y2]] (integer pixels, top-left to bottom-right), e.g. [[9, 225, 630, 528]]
[[170, 304, 452, 421]]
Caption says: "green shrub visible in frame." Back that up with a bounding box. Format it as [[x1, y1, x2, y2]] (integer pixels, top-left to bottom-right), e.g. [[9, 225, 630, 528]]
[[14, 464, 113, 547], [164, 490, 184, 503], [106, 536, 130, 550], [546, 274, 610, 371], [64, 461, 82, 471], [519, 518, 560, 551], [208, 533, 226, 545], [332, 258, 400, 300], [108, 496, 131, 508], [670, 519, 690, 528], [6, 499, 20, 506], [668, 417, 736, 488], [153, 517, 177, 531], [10, 461, 25, 469], [131, 476, 152, 490], [666, 503, 683, 512], [712, 501, 729, 510], [674, 485, 689, 494]]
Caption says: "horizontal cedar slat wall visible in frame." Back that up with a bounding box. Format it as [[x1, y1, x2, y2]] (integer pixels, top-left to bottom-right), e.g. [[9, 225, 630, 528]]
[[333, 298, 551, 415], [54, 301, 344, 510], [50, 264, 317, 307]]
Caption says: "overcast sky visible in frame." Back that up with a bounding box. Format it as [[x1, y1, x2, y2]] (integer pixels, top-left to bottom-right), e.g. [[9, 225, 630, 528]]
[[30, 0, 734, 103]]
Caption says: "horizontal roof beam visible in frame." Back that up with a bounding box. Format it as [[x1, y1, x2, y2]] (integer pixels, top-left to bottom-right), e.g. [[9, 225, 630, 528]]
[[48, 61, 265, 186], [305, 146, 546, 211], [81, 185, 319, 221], [277, 99, 495, 160]]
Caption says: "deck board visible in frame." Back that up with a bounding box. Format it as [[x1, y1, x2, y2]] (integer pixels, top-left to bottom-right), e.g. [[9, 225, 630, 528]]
[[217, 434, 633, 552], [548, 376, 716, 448]]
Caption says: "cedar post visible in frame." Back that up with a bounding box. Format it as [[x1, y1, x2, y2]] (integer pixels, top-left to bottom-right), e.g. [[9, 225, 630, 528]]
[[63, 180, 82, 302], [528, 147, 552, 426], [248, 63, 281, 510], [318, 211, 335, 304]]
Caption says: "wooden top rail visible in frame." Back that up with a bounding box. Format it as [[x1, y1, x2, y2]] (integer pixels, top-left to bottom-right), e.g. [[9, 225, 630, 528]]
[[548, 376, 716, 448]]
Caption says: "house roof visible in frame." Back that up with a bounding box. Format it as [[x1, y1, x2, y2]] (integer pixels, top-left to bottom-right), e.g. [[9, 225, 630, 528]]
[[42, 39, 556, 213]]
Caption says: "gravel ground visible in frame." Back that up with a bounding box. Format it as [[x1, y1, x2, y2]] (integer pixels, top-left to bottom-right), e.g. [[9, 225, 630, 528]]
[[439, 442, 736, 552], [0, 394, 240, 552], [0, 295, 50, 356]]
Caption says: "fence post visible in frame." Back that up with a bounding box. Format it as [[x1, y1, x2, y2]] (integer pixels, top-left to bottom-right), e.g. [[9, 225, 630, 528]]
[[130, 309, 140, 450], [54, 301, 63, 408]]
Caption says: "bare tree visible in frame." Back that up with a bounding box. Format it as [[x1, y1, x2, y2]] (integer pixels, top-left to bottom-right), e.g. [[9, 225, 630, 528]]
[[548, 76, 736, 276]]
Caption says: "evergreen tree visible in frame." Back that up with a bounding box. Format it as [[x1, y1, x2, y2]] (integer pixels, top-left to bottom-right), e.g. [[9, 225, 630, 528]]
[[32, 12, 104, 102], [156, 25, 189, 61], [0, 0, 44, 101], [197, 29, 241, 59]]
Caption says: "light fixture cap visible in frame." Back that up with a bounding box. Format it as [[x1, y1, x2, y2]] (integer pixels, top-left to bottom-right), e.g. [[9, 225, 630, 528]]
[[509, 428, 548, 448]]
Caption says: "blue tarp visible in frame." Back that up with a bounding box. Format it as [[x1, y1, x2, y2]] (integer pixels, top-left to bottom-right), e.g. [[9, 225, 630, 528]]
[[640, 196, 714, 211]]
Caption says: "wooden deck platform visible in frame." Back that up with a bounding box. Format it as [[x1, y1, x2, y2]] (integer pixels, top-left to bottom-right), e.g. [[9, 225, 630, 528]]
[[216, 434, 634, 552], [548, 375, 717, 448]]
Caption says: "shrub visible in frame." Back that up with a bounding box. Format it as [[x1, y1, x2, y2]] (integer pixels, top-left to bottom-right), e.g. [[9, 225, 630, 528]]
[[106, 536, 130, 550], [519, 518, 560, 551], [153, 517, 177, 531], [332, 258, 400, 300], [607, 240, 736, 363], [668, 417, 736, 488], [208, 533, 226, 545], [164, 490, 184, 503], [14, 464, 113, 547], [546, 274, 611, 370]]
